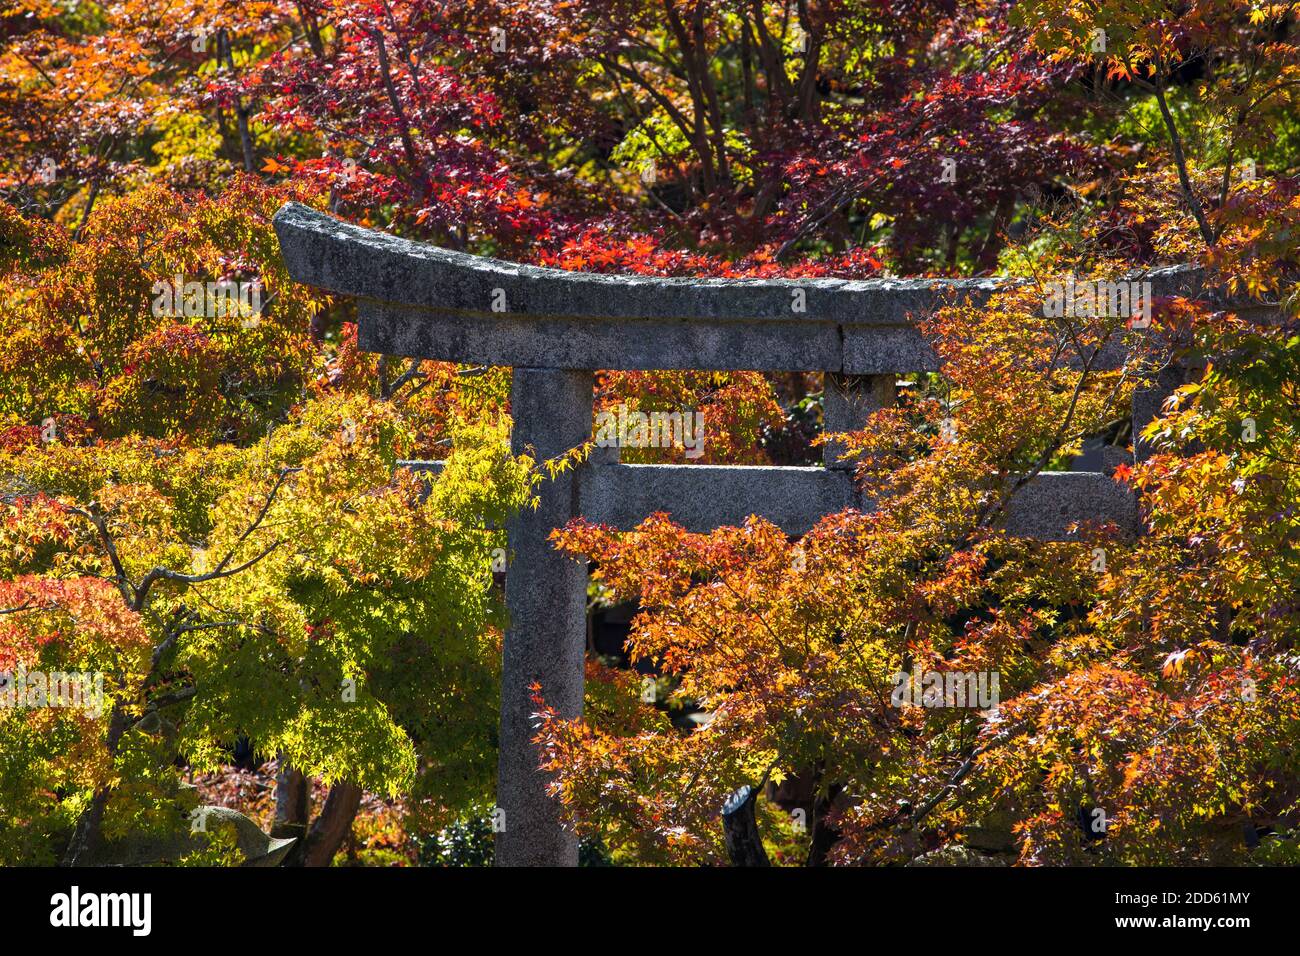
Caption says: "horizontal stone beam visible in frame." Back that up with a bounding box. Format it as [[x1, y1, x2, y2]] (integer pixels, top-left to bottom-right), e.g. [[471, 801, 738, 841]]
[[359, 300, 855, 373], [580, 463, 857, 536], [274, 203, 1198, 374], [401, 460, 1136, 541], [581, 464, 1136, 541]]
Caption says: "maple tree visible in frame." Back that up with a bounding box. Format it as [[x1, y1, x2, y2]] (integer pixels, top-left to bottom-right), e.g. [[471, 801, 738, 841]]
[[0, 183, 533, 865]]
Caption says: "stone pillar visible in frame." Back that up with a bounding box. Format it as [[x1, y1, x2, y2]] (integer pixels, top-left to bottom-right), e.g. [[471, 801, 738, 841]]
[[823, 373, 896, 468], [496, 367, 592, 867], [1132, 365, 1187, 462]]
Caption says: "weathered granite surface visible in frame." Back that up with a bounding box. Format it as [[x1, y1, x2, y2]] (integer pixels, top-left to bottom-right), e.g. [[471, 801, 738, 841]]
[[275, 202, 1008, 323], [405, 459, 1136, 541], [358, 300, 844, 372], [579, 463, 1135, 541], [999, 471, 1138, 540], [823, 373, 896, 467], [495, 368, 590, 867], [274, 203, 1200, 374], [580, 463, 857, 536]]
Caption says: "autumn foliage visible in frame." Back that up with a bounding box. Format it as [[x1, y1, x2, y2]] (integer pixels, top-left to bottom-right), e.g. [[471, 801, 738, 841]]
[[2, 0, 1300, 867]]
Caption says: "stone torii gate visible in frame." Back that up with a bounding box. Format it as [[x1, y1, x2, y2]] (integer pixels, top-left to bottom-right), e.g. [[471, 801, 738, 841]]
[[273, 202, 1193, 866]]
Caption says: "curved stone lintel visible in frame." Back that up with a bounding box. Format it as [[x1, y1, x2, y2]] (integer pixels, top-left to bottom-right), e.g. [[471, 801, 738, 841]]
[[273, 202, 1200, 372], [273, 202, 1010, 319]]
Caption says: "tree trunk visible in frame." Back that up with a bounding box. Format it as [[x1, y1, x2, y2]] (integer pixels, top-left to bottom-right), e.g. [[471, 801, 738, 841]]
[[294, 781, 362, 867], [805, 786, 843, 867], [217, 29, 256, 173], [271, 760, 309, 843], [722, 785, 770, 866], [61, 707, 129, 865]]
